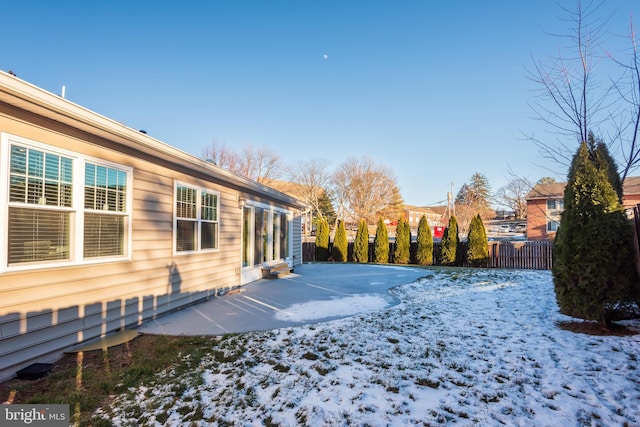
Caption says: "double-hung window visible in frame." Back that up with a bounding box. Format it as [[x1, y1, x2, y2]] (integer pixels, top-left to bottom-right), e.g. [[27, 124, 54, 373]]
[[84, 163, 128, 258], [546, 199, 564, 232], [8, 144, 73, 264], [3, 135, 132, 269], [175, 184, 219, 253]]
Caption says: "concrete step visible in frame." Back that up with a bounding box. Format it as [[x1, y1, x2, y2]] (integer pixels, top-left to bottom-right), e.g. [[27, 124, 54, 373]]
[[261, 262, 292, 279]]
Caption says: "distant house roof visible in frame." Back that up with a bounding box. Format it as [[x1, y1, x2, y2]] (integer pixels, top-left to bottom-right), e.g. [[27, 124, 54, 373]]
[[623, 176, 640, 196], [264, 179, 307, 199], [403, 205, 442, 216], [526, 176, 640, 201], [424, 205, 448, 216], [525, 183, 566, 200]]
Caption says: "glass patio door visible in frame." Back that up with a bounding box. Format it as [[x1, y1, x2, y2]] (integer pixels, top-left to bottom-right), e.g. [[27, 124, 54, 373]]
[[241, 204, 291, 284]]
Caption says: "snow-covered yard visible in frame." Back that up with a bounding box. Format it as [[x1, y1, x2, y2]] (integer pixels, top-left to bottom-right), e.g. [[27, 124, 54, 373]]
[[102, 268, 640, 426]]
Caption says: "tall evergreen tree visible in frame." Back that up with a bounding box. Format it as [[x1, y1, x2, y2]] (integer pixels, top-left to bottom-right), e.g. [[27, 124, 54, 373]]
[[415, 215, 433, 265], [440, 215, 459, 266], [316, 191, 338, 226], [590, 132, 623, 200], [373, 217, 389, 264], [456, 173, 493, 213], [314, 218, 330, 261], [331, 220, 348, 262], [394, 217, 411, 264], [553, 141, 639, 328], [455, 172, 494, 235], [467, 214, 489, 267], [353, 219, 369, 263]]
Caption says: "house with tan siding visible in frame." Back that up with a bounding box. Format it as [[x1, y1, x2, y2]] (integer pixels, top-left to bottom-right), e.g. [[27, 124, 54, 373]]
[[0, 72, 305, 380], [525, 177, 640, 240]]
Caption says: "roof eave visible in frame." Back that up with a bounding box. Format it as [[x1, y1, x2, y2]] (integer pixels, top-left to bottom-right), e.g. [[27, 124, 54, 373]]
[[0, 72, 305, 209]]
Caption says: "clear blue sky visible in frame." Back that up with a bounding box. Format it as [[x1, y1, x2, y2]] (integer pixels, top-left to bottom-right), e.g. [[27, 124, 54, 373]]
[[1, 1, 638, 207]]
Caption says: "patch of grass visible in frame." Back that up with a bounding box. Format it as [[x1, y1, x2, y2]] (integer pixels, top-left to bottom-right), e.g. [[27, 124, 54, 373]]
[[271, 387, 281, 399], [0, 334, 218, 426], [273, 364, 290, 373], [416, 378, 440, 389], [301, 352, 319, 361], [314, 365, 331, 376], [480, 392, 502, 403], [264, 415, 279, 427]]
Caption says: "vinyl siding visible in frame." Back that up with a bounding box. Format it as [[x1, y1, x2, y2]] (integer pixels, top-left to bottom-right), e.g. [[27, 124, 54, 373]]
[[292, 215, 302, 266], [0, 96, 301, 380]]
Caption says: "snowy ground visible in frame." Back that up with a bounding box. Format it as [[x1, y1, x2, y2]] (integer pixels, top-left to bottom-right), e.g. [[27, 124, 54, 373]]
[[102, 268, 640, 426]]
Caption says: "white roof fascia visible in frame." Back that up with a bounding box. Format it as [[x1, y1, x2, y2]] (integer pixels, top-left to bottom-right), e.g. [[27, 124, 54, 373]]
[[0, 71, 304, 209]]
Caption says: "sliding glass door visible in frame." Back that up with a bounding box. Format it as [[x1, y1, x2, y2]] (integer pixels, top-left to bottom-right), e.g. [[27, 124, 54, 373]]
[[241, 204, 291, 283]]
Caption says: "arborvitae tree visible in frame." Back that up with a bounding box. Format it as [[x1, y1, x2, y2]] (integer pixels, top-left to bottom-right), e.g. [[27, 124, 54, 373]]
[[467, 214, 489, 267], [415, 215, 433, 265], [440, 215, 459, 266], [353, 219, 369, 263], [314, 218, 330, 261], [331, 220, 348, 262], [591, 132, 623, 200], [373, 217, 389, 263], [553, 141, 640, 328], [394, 217, 411, 264]]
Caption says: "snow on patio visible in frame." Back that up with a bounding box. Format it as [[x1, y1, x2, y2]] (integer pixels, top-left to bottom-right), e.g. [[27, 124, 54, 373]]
[[102, 267, 640, 426]]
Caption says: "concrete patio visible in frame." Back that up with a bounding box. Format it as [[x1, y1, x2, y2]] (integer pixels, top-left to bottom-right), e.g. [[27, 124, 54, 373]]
[[137, 263, 429, 336]]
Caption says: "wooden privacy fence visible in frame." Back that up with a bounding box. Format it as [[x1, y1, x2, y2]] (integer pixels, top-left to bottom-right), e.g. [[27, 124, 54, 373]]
[[486, 241, 553, 270], [302, 240, 554, 270]]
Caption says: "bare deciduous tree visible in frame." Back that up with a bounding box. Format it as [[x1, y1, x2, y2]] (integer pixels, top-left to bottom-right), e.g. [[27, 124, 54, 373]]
[[331, 157, 401, 226], [527, 1, 610, 165], [239, 145, 282, 184], [201, 141, 282, 183], [608, 19, 640, 181], [528, 1, 640, 182], [287, 158, 333, 221], [201, 141, 241, 171], [495, 168, 533, 219]]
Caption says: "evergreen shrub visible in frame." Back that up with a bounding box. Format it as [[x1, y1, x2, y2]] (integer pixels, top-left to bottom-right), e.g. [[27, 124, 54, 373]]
[[314, 218, 330, 261], [373, 217, 389, 263], [467, 214, 489, 267], [415, 215, 433, 265], [353, 220, 369, 263], [553, 139, 640, 327], [440, 215, 459, 266], [394, 218, 411, 264], [332, 220, 348, 262]]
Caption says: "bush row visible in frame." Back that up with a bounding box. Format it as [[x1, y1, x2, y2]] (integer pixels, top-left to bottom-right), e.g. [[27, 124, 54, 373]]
[[314, 214, 489, 267]]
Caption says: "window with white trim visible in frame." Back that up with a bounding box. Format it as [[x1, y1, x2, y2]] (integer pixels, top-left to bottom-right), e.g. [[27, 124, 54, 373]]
[[3, 135, 131, 268], [546, 198, 564, 233], [8, 144, 73, 264], [84, 163, 128, 258], [547, 220, 560, 232], [175, 184, 219, 253]]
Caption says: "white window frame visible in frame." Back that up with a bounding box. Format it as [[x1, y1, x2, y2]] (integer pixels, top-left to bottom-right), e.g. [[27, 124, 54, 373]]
[[545, 198, 564, 234], [0, 133, 133, 272], [241, 200, 292, 268], [173, 181, 220, 255], [547, 220, 560, 232], [83, 160, 132, 260]]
